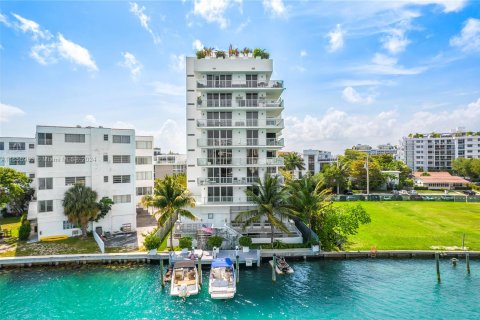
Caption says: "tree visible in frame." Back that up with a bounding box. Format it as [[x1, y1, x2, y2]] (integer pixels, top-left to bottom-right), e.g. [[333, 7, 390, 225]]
[[142, 175, 196, 251], [234, 174, 296, 248], [0, 167, 31, 213], [94, 197, 114, 222], [452, 158, 480, 180], [63, 184, 99, 238], [281, 152, 305, 173], [320, 163, 349, 193], [350, 158, 385, 190]]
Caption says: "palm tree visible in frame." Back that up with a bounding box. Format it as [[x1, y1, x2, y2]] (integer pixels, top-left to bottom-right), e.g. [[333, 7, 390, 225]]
[[143, 175, 196, 251], [63, 184, 99, 238], [286, 175, 332, 232], [234, 174, 296, 248], [282, 152, 305, 173]]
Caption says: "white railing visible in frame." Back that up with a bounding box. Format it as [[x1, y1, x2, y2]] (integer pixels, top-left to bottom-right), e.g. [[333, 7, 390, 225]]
[[196, 118, 283, 128], [198, 98, 284, 109], [197, 157, 284, 166], [197, 80, 283, 89], [197, 138, 284, 147], [93, 231, 105, 254]]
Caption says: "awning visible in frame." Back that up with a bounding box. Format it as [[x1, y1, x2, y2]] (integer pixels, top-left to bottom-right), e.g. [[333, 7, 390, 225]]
[[211, 258, 233, 268]]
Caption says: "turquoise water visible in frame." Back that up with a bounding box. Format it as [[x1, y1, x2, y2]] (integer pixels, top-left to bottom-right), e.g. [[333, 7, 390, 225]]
[[0, 259, 479, 319]]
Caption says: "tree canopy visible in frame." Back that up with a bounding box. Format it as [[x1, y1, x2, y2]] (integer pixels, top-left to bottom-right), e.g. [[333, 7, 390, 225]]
[[0, 167, 32, 212]]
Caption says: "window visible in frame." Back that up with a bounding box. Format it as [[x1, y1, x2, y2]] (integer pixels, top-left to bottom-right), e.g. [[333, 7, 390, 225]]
[[0, 142, 3, 150], [112, 155, 131, 163], [9, 142, 25, 150], [9, 157, 26, 165], [63, 221, 76, 230], [113, 194, 131, 203], [103, 154, 108, 162], [136, 171, 153, 180], [104, 176, 108, 183], [136, 187, 152, 195], [113, 175, 130, 183], [39, 200, 53, 212], [29, 144, 35, 149], [135, 156, 152, 165], [104, 134, 108, 141], [136, 140, 152, 149], [38, 133, 52, 145], [38, 156, 53, 167], [208, 213, 214, 219], [65, 134, 85, 143], [29, 158, 35, 164], [38, 177, 53, 190], [65, 155, 86, 164], [112, 135, 130, 144], [29, 174, 35, 179], [65, 176, 86, 186]]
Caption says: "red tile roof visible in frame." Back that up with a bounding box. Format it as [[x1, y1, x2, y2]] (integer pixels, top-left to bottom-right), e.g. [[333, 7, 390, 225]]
[[413, 172, 469, 184]]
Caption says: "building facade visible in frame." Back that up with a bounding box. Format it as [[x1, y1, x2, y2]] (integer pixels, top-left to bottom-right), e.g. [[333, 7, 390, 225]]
[[303, 149, 335, 175], [352, 143, 397, 156], [398, 130, 480, 171], [154, 153, 187, 179], [135, 136, 154, 205], [0, 137, 37, 185], [184, 54, 301, 244]]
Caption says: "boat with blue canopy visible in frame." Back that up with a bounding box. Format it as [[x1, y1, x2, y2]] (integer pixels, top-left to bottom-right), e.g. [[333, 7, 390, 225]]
[[208, 258, 236, 299]]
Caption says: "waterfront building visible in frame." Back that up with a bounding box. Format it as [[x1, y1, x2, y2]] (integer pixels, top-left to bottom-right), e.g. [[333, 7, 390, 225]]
[[183, 51, 301, 245], [153, 153, 187, 179], [303, 149, 336, 175], [398, 128, 480, 171], [135, 136, 154, 206], [0, 137, 37, 187]]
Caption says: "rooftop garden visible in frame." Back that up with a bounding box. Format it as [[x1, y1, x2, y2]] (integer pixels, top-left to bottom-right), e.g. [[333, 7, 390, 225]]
[[408, 131, 480, 138], [196, 45, 270, 59]]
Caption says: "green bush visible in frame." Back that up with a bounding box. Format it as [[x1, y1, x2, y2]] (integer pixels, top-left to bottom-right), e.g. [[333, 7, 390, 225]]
[[238, 236, 252, 247], [179, 236, 193, 249], [207, 235, 223, 248], [18, 220, 31, 241], [414, 186, 429, 190], [196, 50, 206, 59], [143, 232, 162, 251]]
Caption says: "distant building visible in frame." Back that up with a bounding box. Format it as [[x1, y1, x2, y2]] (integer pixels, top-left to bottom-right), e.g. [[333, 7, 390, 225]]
[[351, 143, 397, 156], [154, 154, 187, 179], [0, 137, 37, 187], [413, 172, 469, 190], [135, 136, 154, 205], [398, 128, 480, 171], [303, 149, 335, 175]]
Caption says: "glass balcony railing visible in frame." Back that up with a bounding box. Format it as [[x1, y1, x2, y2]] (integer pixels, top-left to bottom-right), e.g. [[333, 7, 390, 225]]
[[197, 98, 284, 109], [196, 118, 283, 128], [197, 157, 284, 166], [197, 138, 284, 147], [197, 80, 283, 89]]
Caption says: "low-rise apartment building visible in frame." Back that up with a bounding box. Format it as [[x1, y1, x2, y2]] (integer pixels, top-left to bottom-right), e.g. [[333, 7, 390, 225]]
[[303, 149, 335, 175], [154, 153, 187, 179], [0, 137, 37, 185]]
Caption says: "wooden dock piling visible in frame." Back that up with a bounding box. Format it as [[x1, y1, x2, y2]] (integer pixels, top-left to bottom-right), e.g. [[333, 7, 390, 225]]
[[435, 252, 441, 283], [272, 254, 276, 282]]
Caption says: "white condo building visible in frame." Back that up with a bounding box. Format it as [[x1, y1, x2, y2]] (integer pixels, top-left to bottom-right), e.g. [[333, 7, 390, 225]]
[[154, 153, 187, 179], [183, 53, 301, 244], [0, 137, 37, 187], [398, 129, 480, 171], [135, 136, 154, 205], [303, 149, 335, 175]]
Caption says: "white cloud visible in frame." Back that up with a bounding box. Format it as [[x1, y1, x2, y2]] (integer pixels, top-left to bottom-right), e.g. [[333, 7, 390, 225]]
[[138, 119, 186, 154], [0, 13, 11, 27], [192, 39, 204, 51], [236, 18, 250, 33], [120, 52, 143, 80], [450, 18, 480, 52], [84, 114, 98, 125], [263, 0, 287, 17], [342, 87, 375, 104], [193, 0, 240, 29], [355, 53, 427, 75], [327, 24, 345, 52], [382, 28, 411, 54], [57, 34, 98, 71], [300, 50, 307, 57], [30, 43, 57, 65], [408, 0, 467, 13], [152, 82, 185, 96], [129, 2, 161, 44], [11, 13, 52, 40], [170, 54, 186, 72], [0, 102, 26, 122]]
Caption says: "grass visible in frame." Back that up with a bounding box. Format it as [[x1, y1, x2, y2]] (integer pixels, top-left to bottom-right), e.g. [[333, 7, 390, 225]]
[[337, 202, 480, 251], [415, 189, 463, 195], [0, 216, 21, 237]]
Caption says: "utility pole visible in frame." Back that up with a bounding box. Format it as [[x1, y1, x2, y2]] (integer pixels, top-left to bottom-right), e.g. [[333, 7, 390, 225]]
[[366, 154, 370, 196], [336, 156, 340, 194]]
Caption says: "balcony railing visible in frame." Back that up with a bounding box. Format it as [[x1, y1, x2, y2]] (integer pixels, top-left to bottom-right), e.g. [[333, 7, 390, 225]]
[[198, 98, 284, 109], [197, 157, 284, 166], [199, 196, 256, 204], [197, 138, 284, 147], [196, 118, 283, 128], [197, 80, 283, 89]]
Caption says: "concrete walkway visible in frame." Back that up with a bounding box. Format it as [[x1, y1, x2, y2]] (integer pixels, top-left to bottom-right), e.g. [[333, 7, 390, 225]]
[[136, 209, 158, 248]]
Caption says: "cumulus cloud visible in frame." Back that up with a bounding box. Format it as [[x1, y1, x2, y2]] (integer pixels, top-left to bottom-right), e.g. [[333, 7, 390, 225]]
[[170, 54, 186, 72], [30, 43, 57, 65], [84, 114, 98, 125], [382, 28, 411, 54], [193, 0, 241, 29], [263, 0, 287, 17], [129, 2, 161, 44], [0, 13, 11, 27], [409, 0, 468, 13], [192, 39, 204, 51], [11, 13, 52, 40], [355, 53, 426, 75], [138, 119, 186, 154], [327, 24, 345, 52], [342, 87, 375, 104], [120, 52, 143, 80], [450, 18, 480, 53], [152, 82, 185, 96], [0, 102, 26, 122]]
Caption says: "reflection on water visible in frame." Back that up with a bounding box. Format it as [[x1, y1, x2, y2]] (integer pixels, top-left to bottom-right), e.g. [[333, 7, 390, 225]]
[[0, 259, 479, 319]]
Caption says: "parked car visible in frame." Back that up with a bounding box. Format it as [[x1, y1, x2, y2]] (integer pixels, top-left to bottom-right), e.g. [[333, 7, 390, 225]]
[[463, 190, 476, 196], [399, 190, 409, 195]]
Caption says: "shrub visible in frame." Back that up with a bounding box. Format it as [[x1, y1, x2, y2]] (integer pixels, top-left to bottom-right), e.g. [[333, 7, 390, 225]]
[[18, 220, 31, 241], [414, 186, 429, 190], [207, 235, 223, 248], [238, 236, 252, 247], [196, 50, 206, 59], [179, 236, 193, 249], [215, 50, 226, 58], [143, 232, 162, 251]]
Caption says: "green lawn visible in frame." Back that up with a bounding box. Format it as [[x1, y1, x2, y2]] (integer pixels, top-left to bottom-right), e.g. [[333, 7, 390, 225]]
[[337, 202, 480, 251], [0, 216, 21, 237]]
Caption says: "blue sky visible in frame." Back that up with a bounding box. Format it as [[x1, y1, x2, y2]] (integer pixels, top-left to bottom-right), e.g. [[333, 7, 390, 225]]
[[1, 0, 479, 154]]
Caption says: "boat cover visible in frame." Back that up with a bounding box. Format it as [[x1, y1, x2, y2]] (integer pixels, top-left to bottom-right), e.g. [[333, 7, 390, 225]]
[[211, 258, 233, 268]]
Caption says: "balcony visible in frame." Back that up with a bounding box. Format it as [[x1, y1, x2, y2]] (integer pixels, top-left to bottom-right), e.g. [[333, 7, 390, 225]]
[[198, 196, 256, 204], [197, 98, 284, 110], [197, 138, 284, 148], [196, 118, 283, 129], [197, 177, 259, 186], [196, 80, 283, 89], [197, 157, 284, 166]]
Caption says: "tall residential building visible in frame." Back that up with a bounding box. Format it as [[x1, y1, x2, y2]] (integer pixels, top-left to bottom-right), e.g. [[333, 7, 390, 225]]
[[398, 129, 480, 171], [154, 153, 187, 179], [0, 137, 37, 186], [303, 149, 335, 175], [185, 54, 286, 227], [135, 136, 154, 205]]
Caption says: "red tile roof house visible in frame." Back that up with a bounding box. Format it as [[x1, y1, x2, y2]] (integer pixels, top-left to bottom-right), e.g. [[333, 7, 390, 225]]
[[413, 172, 469, 190]]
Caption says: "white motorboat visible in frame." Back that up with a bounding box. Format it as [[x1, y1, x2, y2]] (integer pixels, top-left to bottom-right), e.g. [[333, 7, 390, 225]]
[[269, 256, 294, 274], [208, 258, 236, 299], [170, 260, 199, 298]]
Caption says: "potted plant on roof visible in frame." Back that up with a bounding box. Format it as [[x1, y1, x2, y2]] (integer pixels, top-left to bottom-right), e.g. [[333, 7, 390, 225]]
[[204, 47, 213, 59], [196, 50, 206, 59], [242, 47, 252, 58], [253, 48, 263, 59], [239, 235, 252, 253], [228, 44, 239, 59], [143, 231, 162, 255], [216, 50, 226, 59]]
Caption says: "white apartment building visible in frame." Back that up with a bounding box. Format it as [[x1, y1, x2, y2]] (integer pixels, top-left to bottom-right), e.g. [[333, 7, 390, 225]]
[[22, 125, 145, 239], [352, 143, 397, 156], [184, 53, 301, 244], [303, 149, 335, 175], [135, 136, 154, 205], [398, 129, 480, 171], [154, 153, 187, 179], [0, 137, 37, 186]]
